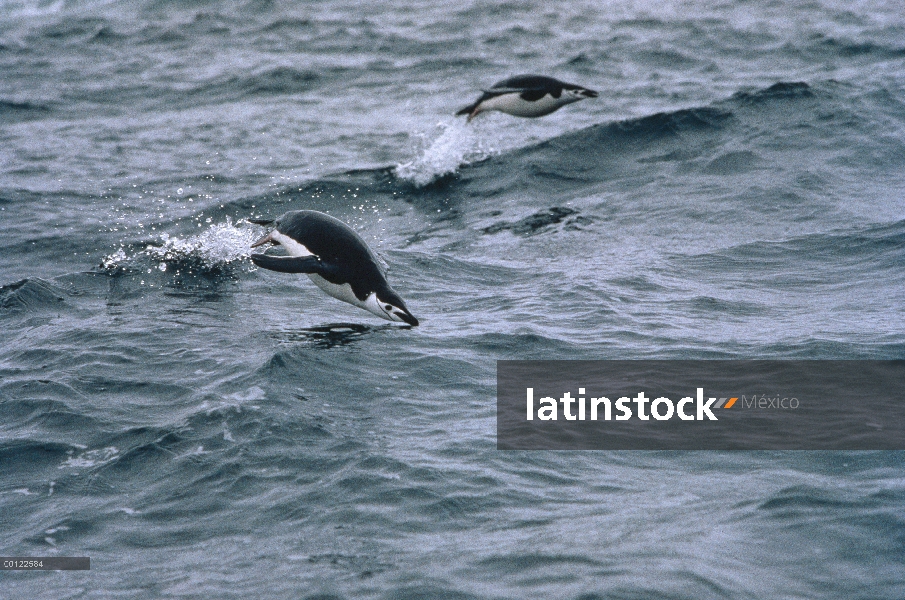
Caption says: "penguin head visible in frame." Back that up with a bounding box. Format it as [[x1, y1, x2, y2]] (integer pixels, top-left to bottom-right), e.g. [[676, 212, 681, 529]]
[[565, 86, 598, 100], [365, 289, 419, 327]]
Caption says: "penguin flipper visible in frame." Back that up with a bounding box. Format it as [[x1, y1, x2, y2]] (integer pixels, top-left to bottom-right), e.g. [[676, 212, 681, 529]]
[[251, 253, 327, 275]]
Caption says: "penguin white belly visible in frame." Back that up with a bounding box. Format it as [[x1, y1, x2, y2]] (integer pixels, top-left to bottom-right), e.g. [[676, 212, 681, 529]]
[[270, 230, 314, 257], [308, 274, 364, 308], [308, 275, 394, 322], [483, 92, 569, 118]]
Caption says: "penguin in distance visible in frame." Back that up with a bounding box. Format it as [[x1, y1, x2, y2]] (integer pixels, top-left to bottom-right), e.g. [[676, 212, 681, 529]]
[[457, 74, 598, 122]]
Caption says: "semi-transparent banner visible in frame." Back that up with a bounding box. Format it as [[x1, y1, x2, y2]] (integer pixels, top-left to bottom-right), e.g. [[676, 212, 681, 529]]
[[497, 361, 905, 450]]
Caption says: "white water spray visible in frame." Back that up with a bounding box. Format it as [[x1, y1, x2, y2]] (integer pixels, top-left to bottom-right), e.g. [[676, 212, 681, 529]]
[[394, 119, 494, 187]]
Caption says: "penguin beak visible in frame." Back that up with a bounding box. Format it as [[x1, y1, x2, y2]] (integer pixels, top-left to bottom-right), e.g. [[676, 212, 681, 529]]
[[398, 311, 419, 327], [251, 231, 276, 248], [582, 89, 598, 98]]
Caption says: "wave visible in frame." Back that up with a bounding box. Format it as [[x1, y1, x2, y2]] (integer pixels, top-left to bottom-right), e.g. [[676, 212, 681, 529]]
[[0, 278, 70, 314], [245, 81, 812, 206], [0, 99, 52, 121], [728, 81, 814, 105], [188, 66, 330, 101], [3, 79, 882, 296], [797, 33, 905, 61], [681, 219, 905, 275], [481, 207, 584, 236]]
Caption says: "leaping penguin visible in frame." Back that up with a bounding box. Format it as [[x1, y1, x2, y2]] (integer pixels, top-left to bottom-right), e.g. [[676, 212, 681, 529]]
[[456, 74, 598, 122], [249, 210, 419, 326]]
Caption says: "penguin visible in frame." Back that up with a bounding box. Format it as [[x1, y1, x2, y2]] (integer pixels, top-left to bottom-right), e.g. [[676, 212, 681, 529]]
[[456, 74, 598, 122], [249, 210, 419, 326]]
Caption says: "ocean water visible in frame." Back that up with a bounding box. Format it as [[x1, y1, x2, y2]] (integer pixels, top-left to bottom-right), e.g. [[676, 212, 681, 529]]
[[1, 0, 904, 597]]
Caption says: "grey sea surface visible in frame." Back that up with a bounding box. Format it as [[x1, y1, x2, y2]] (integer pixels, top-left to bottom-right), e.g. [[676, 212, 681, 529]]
[[1, 0, 904, 597]]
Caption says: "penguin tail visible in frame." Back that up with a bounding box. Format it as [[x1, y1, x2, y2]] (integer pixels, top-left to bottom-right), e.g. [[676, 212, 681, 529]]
[[455, 101, 480, 121]]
